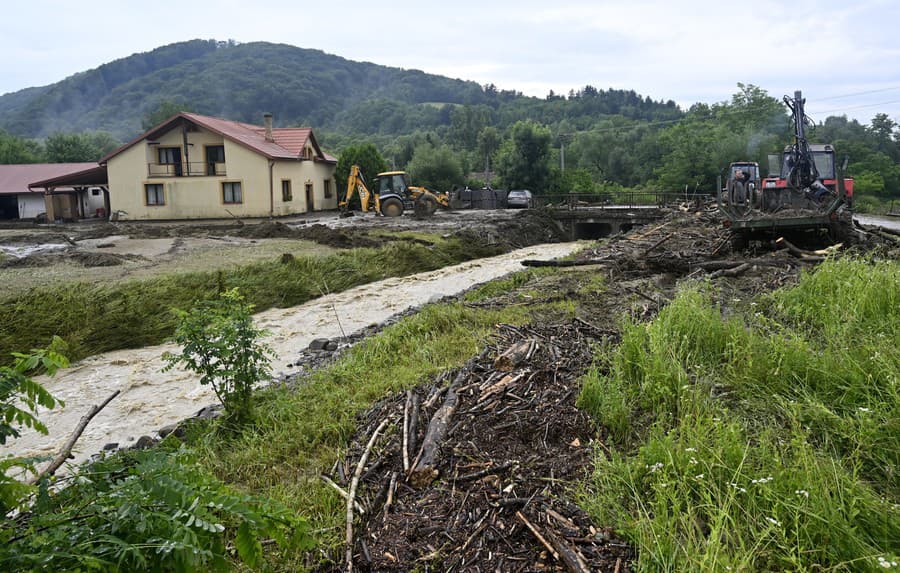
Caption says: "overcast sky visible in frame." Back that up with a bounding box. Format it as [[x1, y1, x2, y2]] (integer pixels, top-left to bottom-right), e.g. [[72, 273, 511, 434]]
[[2, 0, 899, 124]]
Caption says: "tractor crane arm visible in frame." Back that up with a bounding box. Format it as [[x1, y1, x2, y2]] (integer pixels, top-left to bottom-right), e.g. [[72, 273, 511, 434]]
[[783, 90, 820, 190]]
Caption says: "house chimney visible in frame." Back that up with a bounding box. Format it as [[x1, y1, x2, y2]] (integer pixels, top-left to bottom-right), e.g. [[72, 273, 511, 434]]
[[263, 113, 274, 142]]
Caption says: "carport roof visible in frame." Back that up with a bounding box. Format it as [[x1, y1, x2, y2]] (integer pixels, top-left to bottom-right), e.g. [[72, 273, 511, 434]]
[[0, 163, 99, 195], [28, 164, 108, 191]]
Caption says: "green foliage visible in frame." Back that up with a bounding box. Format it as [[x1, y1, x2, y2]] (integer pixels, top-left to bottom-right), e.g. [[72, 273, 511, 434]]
[[406, 143, 464, 191], [164, 289, 273, 424], [142, 99, 196, 131], [0, 337, 67, 445], [0, 129, 43, 164], [0, 447, 312, 572], [495, 120, 553, 192], [44, 131, 120, 162], [578, 258, 900, 570], [335, 143, 389, 198], [0, 339, 67, 512]]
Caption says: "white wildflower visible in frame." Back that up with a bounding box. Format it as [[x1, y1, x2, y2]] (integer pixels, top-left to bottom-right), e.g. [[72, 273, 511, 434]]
[[689, 457, 699, 465], [646, 462, 664, 473], [858, 407, 871, 413], [695, 474, 704, 479], [765, 517, 782, 527], [795, 489, 809, 498], [685, 447, 697, 452], [877, 556, 898, 568]]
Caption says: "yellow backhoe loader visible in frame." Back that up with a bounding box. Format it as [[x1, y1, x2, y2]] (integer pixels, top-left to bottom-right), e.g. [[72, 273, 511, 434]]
[[340, 165, 450, 217]]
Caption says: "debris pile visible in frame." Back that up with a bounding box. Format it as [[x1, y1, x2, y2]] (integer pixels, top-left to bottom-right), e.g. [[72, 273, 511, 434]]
[[329, 322, 632, 572]]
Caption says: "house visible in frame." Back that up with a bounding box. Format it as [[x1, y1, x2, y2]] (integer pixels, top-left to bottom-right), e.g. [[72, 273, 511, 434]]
[[100, 112, 338, 220], [0, 163, 107, 220]]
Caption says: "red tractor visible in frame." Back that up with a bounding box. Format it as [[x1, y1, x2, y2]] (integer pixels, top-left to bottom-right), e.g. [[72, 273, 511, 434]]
[[718, 91, 854, 249]]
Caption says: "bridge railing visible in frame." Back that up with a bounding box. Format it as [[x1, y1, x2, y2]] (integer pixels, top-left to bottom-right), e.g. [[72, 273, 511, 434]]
[[534, 191, 710, 210]]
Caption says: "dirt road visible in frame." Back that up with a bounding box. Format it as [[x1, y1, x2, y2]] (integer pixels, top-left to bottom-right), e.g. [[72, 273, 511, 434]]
[[5, 241, 581, 469]]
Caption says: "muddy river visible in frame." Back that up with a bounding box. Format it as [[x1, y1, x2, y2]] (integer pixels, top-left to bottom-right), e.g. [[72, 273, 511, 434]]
[[3, 242, 581, 471]]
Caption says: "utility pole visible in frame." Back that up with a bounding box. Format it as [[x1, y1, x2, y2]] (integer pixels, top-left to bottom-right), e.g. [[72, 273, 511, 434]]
[[559, 133, 573, 172]]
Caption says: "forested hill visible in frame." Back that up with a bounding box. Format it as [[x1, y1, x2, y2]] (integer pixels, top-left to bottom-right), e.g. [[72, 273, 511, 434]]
[[0, 39, 680, 140]]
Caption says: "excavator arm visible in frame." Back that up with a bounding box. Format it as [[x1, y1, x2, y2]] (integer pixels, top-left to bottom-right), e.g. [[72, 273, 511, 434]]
[[340, 164, 381, 216]]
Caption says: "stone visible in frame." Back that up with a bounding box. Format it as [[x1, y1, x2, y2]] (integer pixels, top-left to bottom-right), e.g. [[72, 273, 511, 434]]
[[324, 340, 339, 352], [103, 442, 118, 451], [133, 435, 157, 450], [158, 423, 184, 439], [309, 338, 331, 351], [195, 404, 224, 420]]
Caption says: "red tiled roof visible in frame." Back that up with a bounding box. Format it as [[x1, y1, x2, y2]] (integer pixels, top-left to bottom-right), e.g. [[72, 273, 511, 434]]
[[0, 163, 98, 195], [100, 113, 335, 164]]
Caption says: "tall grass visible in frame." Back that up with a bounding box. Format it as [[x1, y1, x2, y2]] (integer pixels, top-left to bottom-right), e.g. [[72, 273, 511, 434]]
[[0, 237, 504, 365], [193, 301, 533, 568], [578, 257, 899, 571]]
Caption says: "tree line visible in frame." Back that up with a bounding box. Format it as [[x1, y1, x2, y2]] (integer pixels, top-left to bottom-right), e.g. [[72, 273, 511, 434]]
[[3, 83, 898, 209]]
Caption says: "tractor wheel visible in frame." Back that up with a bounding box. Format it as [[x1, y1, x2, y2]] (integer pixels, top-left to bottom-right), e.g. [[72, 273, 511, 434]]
[[730, 232, 749, 252], [414, 195, 438, 217], [381, 198, 404, 217]]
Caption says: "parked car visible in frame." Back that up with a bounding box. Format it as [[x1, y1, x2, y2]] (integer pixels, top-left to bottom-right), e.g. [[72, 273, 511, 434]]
[[506, 190, 534, 208]]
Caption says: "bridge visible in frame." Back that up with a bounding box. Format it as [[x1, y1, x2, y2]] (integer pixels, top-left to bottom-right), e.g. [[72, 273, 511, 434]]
[[537, 191, 709, 240]]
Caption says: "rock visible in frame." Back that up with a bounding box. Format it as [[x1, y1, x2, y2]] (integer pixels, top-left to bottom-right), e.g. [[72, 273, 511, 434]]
[[133, 435, 157, 450], [309, 338, 331, 351], [103, 442, 118, 451], [195, 404, 224, 420], [280, 253, 295, 264], [158, 423, 184, 439], [324, 340, 339, 351]]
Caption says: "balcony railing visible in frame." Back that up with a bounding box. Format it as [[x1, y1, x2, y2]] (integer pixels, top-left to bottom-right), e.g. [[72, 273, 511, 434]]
[[147, 162, 226, 177]]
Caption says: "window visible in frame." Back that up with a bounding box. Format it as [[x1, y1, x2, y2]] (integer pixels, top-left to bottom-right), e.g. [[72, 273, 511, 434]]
[[158, 147, 182, 176], [91, 188, 101, 196], [282, 180, 292, 202], [145, 184, 165, 206], [323, 179, 332, 198], [222, 182, 242, 204], [206, 145, 225, 176]]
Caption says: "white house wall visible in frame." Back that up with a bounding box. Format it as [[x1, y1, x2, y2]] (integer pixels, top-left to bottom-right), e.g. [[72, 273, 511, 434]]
[[107, 125, 336, 220]]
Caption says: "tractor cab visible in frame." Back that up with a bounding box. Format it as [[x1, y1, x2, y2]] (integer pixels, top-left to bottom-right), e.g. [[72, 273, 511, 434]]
[[375, 171, 412, 199]]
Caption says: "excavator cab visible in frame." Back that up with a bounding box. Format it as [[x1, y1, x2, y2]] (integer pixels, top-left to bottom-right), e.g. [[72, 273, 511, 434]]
[[376, 172, 411, 196]]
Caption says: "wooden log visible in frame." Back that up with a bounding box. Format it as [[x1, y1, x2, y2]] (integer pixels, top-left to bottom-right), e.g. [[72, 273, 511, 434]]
[[546, 530, 592, 573], [521, 259, 607, 268], [479, 372, 526, 403], [402, 391, 412, 472], [643, 232, 674, 255], [409, 369, 468, 488], [28, 390, 120, 485], [407, 392, 420, 466], [493, 339, 536, 372]]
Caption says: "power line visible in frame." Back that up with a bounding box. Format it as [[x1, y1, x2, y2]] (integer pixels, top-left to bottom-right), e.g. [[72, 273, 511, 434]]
[[815, 86, 900, 101], [808, 98, 900, 115]]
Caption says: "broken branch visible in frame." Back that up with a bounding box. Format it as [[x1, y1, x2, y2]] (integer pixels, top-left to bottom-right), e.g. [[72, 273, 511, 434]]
[[346, 417, 390, 573], [28, 390, 120, 485]]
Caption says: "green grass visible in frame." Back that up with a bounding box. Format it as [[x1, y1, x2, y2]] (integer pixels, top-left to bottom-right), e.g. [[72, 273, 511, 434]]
[[0, 236, 505, 366], [192, 301, 533, 569], [578, 257, 899, 571]]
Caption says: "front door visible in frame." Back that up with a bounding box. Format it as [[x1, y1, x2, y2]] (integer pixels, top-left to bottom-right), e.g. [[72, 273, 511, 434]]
[[305, 182, 315, 211]]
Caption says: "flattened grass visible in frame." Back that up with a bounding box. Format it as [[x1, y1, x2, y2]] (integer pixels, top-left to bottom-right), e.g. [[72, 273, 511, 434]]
[[578, 257, 900, 571], [0, 236, 504, 365]]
